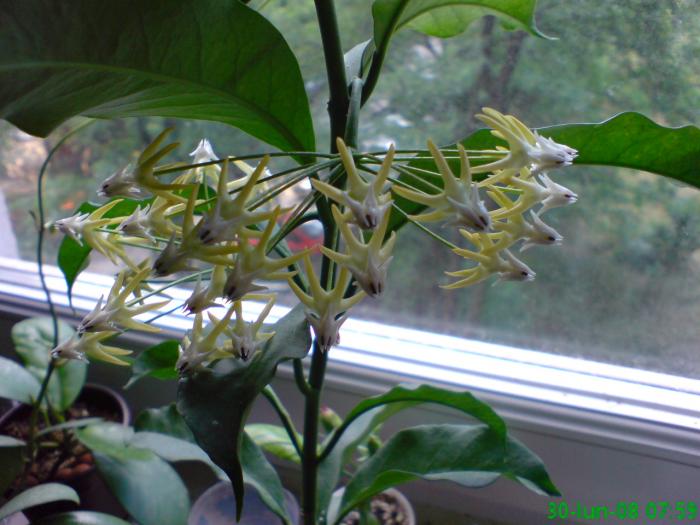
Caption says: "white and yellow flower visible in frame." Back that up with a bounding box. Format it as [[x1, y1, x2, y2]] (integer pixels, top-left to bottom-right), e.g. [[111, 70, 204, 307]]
[[312, 138, 394, 230], [393, 141, 491, 232], [321, 205, 396, 298], [287, 255, 365, 352]]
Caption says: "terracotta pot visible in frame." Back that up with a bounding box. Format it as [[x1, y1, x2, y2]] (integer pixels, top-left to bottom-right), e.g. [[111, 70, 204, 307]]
[[0, 384, 130, 520], [188, 481, 299, 525]]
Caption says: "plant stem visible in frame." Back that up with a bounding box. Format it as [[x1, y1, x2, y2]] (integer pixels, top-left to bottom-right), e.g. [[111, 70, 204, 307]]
[[302, 340, 328, 525], [314, 0, 349, 148], [304, 3, 351, 523], [262, 386, 303, 459]]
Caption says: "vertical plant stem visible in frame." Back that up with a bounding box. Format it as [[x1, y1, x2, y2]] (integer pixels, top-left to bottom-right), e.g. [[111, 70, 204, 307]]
[[314, 0, 349, 148], [27, 122, 93, 460], [305, 3, 353, 523]]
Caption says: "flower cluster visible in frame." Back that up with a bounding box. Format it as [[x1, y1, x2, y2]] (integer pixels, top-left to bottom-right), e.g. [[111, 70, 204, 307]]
[[395, 108, 577, 288], [49, 108, 576, 368]]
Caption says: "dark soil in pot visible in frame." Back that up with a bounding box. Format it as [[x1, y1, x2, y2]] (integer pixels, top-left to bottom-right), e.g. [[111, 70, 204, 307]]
[[340, 489, 415, 525], [0, 384, 130, 519]]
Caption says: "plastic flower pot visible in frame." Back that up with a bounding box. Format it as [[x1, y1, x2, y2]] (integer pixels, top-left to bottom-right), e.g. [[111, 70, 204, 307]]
[[188, 481, 299, 525], [0, 384, 130, 520]]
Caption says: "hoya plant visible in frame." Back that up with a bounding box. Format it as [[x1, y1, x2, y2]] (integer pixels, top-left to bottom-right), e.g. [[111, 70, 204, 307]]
[[0, 1, 699, 525]]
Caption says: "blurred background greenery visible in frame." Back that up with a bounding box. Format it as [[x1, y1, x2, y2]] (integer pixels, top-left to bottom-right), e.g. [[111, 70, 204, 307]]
[[0, 0, 698, 377]]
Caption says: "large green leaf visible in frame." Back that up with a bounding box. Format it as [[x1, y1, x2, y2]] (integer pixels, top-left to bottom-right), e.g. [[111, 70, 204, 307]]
[[125, 340, 179, 388], [76, 423, 189, 525], [0, 356, 40, 404], [389, 112, 700, 233], [93, 451, 189, 525], [57, 199, 144, 303], [75, 424, 149, 462], [134, 403, 194, 442], [130, 431, 225, 479], [246, 423, 301, 464], [365, 0, 544, 98], [240, 432, 294, 525], [0, 0, 315, 153], [31, 511, 132, 525], [332, 424, 559, 524], [0, 435, 26, 495], [0, 483, 79, 521], [177, 304, 311, 521], [12, 317, 85, 411], [317, 384, 506, 518], [406, 2, 543, 39]]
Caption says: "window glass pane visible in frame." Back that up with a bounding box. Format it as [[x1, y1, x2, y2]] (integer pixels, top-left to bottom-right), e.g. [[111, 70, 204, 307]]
[[0, 0, 698, 379]]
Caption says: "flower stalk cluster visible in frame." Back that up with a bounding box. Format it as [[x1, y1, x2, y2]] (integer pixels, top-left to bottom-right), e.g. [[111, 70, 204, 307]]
[[395, 108, 578, 288], [49, 107, 576, 368]]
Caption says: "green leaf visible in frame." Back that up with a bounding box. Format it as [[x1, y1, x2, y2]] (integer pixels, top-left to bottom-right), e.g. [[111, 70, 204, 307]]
[[246, 423, 301, 464], [12, 317, 85, 411], [333, 424, 559, 524], [93, 451, 189, 525], [0, 356, 40, 404], [75, 423, 150, 462], [389, 113, 700, 233], [240, 432, 294, 525], [125, 340, 179, 388], [369, 0, 545, 93], [177, 304, 311, 521], [37, 418, 103, 437], [372, 0, 545, 42], [534, 113, 700, 187], [406, 1, 545, 39], [30, 511, 132, 525], [130, 431, 225, 479], [317, 384, 505, 515], [0, 0, 315, 153], [0, 435, 26, 495], [57, 199, 143, 303], [134, 403, 194, 442], [344, 39, 375, 82], [0, 483, 79, 521]]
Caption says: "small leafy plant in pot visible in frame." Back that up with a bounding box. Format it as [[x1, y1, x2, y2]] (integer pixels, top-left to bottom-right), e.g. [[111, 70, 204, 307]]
[[0, 317, 231, 525], [0, 316, 127, 520], [1, 1, 700, 525]]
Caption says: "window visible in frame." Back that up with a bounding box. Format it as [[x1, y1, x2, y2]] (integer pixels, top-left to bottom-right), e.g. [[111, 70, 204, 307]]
[[1, 2, 699, 524]]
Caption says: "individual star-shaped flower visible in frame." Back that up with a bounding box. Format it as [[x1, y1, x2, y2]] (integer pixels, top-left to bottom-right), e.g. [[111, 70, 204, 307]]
[[50, 332, 133, 366], [52, 199, 132, 266], [176, 304, 236, 375], [99, 128, 190, 201], [321, 205, 396, 298], [490, 171, 578, 220], [473, 108, 577, 176], [152, 186, 239, 277], [223, 207, 306, 301], [225, 294, 276, 361], [312, 138, 394, 230], [287, 255, 366, 352], [486, 187, 563, 252], [392, 141, 491, 232], [197, 157, 277, 245], [78, 266, 169, 334], [183, 265, 227, 314], [443, 234, 535, 289]]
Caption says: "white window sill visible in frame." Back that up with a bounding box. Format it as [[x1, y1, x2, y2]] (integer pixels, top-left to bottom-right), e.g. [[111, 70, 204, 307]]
[[0, 256, 698, 524]]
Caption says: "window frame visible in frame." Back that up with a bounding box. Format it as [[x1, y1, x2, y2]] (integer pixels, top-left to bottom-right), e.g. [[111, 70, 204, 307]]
[[0, 255, 698, 524]]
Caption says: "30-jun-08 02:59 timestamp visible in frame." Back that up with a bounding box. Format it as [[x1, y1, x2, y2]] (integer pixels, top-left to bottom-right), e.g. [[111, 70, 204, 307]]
[[547, 500, 699, 521]]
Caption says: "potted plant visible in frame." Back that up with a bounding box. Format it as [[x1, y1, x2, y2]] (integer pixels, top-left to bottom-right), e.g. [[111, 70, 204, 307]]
[[0, 1, 698, 525], [0, 315, 129, 521], [0, 316, 229, 525]]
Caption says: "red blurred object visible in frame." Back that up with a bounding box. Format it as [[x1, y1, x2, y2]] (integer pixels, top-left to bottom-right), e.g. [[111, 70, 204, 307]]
[[285, 218, 323, 253]]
